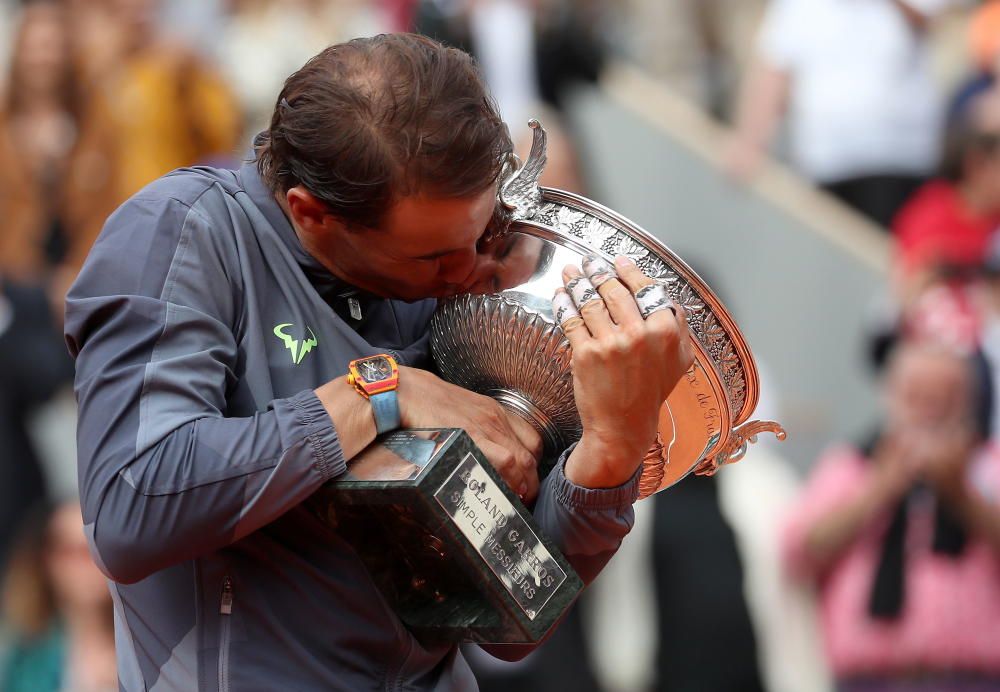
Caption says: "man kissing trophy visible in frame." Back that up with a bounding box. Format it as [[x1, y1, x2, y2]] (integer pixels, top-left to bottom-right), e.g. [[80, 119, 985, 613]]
[[68, 36, 785, 691], [321, 119, 785, 644]]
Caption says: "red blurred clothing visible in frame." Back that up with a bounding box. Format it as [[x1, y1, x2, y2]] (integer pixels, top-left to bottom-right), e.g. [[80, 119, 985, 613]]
[[381, 0, 418, 30], [893, 180, 1000, 276], [905, 283, 982, 354], [782, 446, 1000, 678]]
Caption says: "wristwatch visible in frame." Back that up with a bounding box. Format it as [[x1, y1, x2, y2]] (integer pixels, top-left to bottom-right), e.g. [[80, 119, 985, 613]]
[[347, 354, 401, 435]]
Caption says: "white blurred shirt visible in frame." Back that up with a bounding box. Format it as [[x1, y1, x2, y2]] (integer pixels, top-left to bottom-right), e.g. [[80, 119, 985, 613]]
[[217, 2, 390, 135], [759, 0, 950, 182], [469, 0, 541, 143]]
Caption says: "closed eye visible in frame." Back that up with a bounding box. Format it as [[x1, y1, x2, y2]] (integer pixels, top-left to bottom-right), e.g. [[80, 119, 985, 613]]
[[414, 249, 458, 261]]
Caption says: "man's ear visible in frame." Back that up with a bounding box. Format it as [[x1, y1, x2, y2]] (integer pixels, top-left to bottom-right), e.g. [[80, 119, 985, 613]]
[[286, 186, 344, 238]]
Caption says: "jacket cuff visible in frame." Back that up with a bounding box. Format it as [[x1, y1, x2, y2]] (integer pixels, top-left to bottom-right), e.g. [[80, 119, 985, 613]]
[[288, 389, 347, 481], [548, 443, 643, 511]]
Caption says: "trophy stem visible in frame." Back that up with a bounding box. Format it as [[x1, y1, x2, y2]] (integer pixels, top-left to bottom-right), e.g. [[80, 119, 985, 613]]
[[487, 389, 565, 458]]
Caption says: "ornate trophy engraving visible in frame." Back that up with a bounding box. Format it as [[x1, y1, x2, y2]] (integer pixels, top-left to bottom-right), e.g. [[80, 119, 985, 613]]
[[431, 120, 786, 496]]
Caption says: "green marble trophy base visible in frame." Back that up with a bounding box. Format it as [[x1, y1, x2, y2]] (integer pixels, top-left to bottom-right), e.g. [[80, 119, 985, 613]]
[[315, 429, 582, 644]]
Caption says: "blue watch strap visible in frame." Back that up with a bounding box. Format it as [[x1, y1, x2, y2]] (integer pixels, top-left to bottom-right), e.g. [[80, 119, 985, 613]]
[[369, 390, 401, 435]]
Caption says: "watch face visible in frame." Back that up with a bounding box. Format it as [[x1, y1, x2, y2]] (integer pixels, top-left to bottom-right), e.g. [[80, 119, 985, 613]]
[[358, 356, 393, 383]]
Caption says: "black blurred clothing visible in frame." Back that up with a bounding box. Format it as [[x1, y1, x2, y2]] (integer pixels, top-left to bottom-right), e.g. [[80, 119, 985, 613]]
[[463, 607, 601, 692], [533, 8, 605, 111], [823, 175, 925, 229], [0, 279, 73, 566], [651, 474, 764, 692], [413, 0, 605, 112]]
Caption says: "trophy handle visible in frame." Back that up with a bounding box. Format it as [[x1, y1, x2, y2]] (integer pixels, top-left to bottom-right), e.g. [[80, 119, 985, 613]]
[[694, 420, 787, 477], [499, 119, 547, 222], [638, 421, 786, 497]]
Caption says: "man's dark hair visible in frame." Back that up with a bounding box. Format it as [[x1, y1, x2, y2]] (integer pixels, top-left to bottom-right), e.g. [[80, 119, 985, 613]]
[[256, 33, 514, 230]]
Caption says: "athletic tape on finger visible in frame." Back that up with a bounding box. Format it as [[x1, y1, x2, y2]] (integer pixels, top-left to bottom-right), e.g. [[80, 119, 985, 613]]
[[634, 283, 676, 319], [582, 255, 618, 288], [566, 276, 602, 307], [552, 289, 582, 327]]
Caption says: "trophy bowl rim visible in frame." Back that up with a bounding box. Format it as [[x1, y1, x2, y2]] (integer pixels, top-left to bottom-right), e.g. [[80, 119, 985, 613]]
[[518, 184, 761, 428]]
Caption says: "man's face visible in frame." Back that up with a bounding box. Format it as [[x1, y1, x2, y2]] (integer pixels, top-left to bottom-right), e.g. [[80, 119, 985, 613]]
[[312, 185, 501, 301]]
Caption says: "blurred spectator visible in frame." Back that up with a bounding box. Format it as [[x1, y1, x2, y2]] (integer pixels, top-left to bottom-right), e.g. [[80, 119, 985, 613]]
[[63, 0, 129, 88], [0, 1, 81, 284], [218, 0, 389, 135], [415, 0, 606, 121], [0, 0, 77, 567], [63, 0, 242, 283], [381, 0, 419, 32], [975, 249, 1000, 446], [783, 338, 1000, 691], [945, 0, 1000, 162], [0, 276, 72, 569], [0, 2, 12, 77], [622, 0, 766, 119], [415, 0, 604, 191], [729, 0, 952, 228], [1, 503, 116, 692], [969, 0, 1000, 76], [588, 444, 832, 692], [892, 81, 1000, 303], [156, 0, 228, 59]]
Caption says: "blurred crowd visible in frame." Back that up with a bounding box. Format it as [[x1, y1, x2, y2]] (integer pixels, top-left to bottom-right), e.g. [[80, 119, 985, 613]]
[[3, 0, 1000, 691], [718, 2, 1000, 691]]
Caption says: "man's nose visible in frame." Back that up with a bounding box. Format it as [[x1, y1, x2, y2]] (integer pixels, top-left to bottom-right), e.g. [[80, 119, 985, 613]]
[[438, 248, 480, 284]]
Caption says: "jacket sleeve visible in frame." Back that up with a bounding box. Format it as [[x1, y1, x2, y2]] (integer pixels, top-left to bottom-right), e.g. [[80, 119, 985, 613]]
[[533, 448, 641, 583], [483, 445, 641, 660], [65, 190, 345, 585]]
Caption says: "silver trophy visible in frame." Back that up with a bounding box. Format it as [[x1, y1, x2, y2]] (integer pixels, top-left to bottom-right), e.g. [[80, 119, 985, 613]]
[[430, 121, 785, 498]]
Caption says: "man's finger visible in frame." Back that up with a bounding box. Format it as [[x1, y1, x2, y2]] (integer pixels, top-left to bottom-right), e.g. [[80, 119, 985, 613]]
[[582, 255, 646, 327], [505, 412, 544, 462], [511, 446, 540, 504], [581, 254, 618, 289], [634, 284, 676, 320], [614, 255, 656, 293], [564, 265, 614, 339], [553, 288, 590, 348], [615, 256, 680, 324], [477, 438, 538, 503]]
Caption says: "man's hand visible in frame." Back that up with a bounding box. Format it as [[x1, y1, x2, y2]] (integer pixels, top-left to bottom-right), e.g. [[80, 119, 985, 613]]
[[397, 366, 543, 502], [554, 256, 694, 489]]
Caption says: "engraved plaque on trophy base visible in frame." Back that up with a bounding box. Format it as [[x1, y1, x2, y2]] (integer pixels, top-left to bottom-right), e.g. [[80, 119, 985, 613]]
[[314, 429, 583, 644]]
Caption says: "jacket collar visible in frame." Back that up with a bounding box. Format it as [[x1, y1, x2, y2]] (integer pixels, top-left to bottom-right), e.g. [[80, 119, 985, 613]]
[[239, 145, 356, 296]]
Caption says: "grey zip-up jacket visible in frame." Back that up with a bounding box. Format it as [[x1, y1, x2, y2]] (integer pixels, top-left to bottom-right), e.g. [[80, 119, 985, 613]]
[[65, 159, 641, 692]]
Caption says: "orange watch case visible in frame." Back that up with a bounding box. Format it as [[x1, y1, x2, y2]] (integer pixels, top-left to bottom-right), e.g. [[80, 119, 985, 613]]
[[347, 354, 399, 398]]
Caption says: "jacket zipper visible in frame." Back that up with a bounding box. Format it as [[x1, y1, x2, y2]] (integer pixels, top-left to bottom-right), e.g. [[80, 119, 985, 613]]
[[219, 576, 233, 692], [385, 632, 414, 692]]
